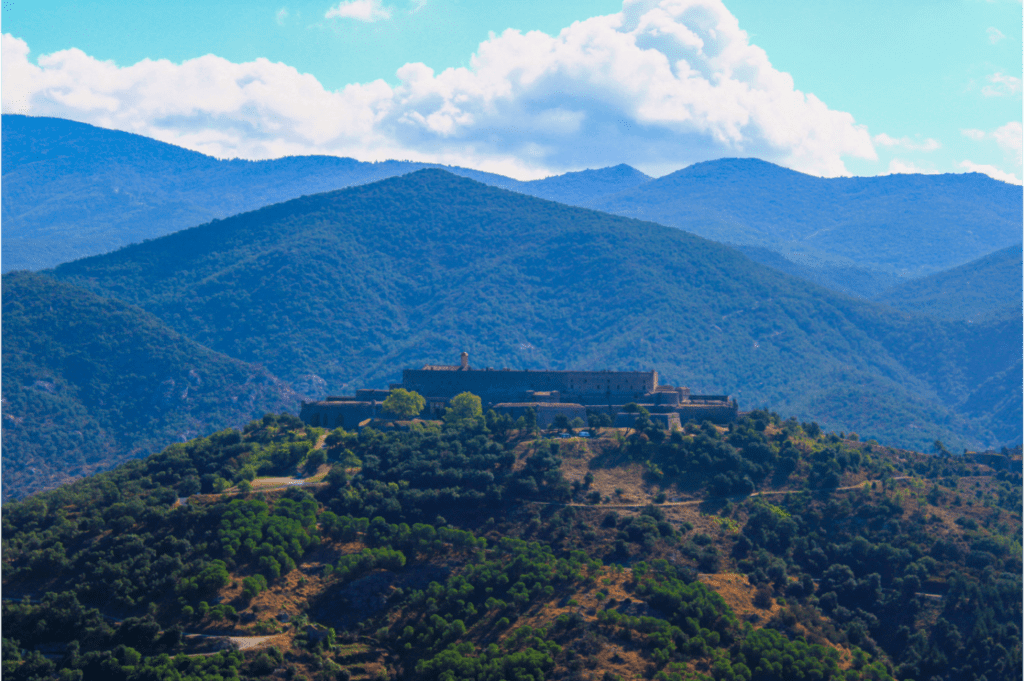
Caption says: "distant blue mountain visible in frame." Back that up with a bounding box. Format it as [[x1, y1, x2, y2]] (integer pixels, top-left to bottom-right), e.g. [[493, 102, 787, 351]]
[[4, 115, 1021, 295], [1, 115, 651, 271], [587, 157, 1023, 278]]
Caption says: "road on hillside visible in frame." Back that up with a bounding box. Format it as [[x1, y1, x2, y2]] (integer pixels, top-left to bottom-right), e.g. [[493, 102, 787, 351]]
[[528, 476, 913, 509]]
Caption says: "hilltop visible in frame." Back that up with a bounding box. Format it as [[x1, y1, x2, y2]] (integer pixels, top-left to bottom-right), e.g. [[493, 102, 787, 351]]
[[2, 412, 1020, 680], [1, 271, 303, 501], [588, 158, 1022, 283], [1, 115, 649, 272], [48, 170, 1021, 452]]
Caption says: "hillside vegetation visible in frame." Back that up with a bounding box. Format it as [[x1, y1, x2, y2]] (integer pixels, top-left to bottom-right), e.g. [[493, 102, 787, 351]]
[[1, 272, 302, 501], [2, 411, 1020, 681], [873, 244, 1022, 322], [588, 158, 1022, 280], [50, 170, 1021, 452]]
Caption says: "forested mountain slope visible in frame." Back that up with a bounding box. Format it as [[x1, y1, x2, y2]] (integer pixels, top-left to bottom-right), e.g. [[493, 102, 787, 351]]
[[1, 115, 650, 271], [587, 158, 1022, 280], [0, 272, 302, 501], [50, 170, 1021, 451], [873, 244, 1022, 322], [2, 412, 1020, 681]]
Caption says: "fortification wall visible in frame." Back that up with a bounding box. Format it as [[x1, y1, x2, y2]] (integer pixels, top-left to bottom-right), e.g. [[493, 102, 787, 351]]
[[300, 401, 381, 429], [676, 403, 737, 425], [491, 403, 588, 429], [401, 369, 656, 405]]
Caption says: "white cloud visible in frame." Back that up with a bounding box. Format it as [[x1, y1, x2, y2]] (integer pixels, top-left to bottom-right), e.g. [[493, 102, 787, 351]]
[[276, 7, 289, 25], [992, 121, 1023, 165], [885, 159, 938, 175], [325, 0, 392, 22], [958, 160, 1021, 184], [981, 71, 1022, 97], [960, 122, 1023, 167], [410, 0, 427, 11], [986, 26, 1005, 43], [0, 0, 877, 179], [873, 133, 940, 151]]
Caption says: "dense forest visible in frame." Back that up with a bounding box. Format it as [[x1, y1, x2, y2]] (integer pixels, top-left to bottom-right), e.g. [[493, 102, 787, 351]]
[[49, 170, 1020, 453], [3, 404, 1020, 681], [0, 271, 301, 501]]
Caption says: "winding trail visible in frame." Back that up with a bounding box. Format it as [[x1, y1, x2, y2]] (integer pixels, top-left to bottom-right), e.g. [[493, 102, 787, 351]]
[[526, 476, 913, 508]]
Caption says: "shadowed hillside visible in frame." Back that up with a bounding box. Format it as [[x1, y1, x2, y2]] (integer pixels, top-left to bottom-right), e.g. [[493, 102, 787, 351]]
[[49, 170, 1021, 452], [1, 271, 303, 500], [873, 243, 1022, 322]]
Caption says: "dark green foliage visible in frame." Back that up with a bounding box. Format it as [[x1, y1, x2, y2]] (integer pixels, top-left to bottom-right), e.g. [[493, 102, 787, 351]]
[[323, 426, 566, 522], [0, 271, 299, 501], [735, 468, 1023, 681], [2, 412, 1018, 681]]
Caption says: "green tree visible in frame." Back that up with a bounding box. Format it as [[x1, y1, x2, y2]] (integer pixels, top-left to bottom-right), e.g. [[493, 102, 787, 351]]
[[444, 392, 483, 424], [383, 388, 426, 419]]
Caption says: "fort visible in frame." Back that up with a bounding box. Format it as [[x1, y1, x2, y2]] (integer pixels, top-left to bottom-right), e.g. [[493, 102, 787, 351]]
[[299, 352, 737, 430]]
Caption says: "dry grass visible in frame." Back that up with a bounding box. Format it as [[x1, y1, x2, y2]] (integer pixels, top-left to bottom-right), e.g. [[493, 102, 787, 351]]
[[698, 572, 779, 622]]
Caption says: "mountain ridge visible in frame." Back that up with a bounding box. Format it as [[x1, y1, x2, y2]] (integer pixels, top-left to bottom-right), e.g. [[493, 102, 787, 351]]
[[1, 114, 651, 272], [587, 157, 1022, 278]]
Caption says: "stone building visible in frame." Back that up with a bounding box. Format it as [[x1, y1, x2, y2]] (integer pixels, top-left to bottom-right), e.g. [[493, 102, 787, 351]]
[[299, 352, 737, 430]]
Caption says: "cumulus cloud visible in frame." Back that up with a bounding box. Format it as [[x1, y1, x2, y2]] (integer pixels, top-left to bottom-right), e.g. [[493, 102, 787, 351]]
[[992, 121, 1023, 165], [961, 122, 1023, 167], [981, 71, 1022, 97], [325, 0, 392, 22], [958, 160, 1021, 184], [873, 133, 940, 151], [987, 27, 1005, 43], [1, 0, 876, 179], [276, 8, 289, 25]]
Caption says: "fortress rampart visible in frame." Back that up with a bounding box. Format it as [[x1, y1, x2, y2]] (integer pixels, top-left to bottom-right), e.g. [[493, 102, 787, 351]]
[[401, 367, 657, 406], [300, 352, 737, 430]]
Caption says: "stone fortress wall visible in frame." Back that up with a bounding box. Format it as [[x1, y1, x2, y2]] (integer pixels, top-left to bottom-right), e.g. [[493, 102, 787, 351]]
[[300, 352, 737, 430], [401, 367, 656, 407]]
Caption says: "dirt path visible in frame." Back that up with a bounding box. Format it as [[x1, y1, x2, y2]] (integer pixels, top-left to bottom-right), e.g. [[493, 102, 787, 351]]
[[527, 476, 912, 508], [229, 634, 286, 650]]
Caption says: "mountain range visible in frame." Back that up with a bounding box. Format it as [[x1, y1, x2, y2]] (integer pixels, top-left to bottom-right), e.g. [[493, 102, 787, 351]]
[[1, 115, 650, 272], [5, 115, 1021, 298], [2, 115, 1020, 501], [587, 157, 1023, 282], [47, 170, 1020, 455]]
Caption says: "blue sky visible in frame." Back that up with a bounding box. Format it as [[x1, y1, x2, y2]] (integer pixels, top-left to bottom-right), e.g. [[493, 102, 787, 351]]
[[3, 0, 1021, 181]]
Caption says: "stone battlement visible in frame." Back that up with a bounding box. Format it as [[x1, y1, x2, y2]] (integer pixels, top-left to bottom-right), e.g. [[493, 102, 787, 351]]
[[300, 353, 737, 430]]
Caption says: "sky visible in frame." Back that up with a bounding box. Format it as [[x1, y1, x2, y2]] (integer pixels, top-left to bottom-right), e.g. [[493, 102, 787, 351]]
[[2, 0, 1021, 182]]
